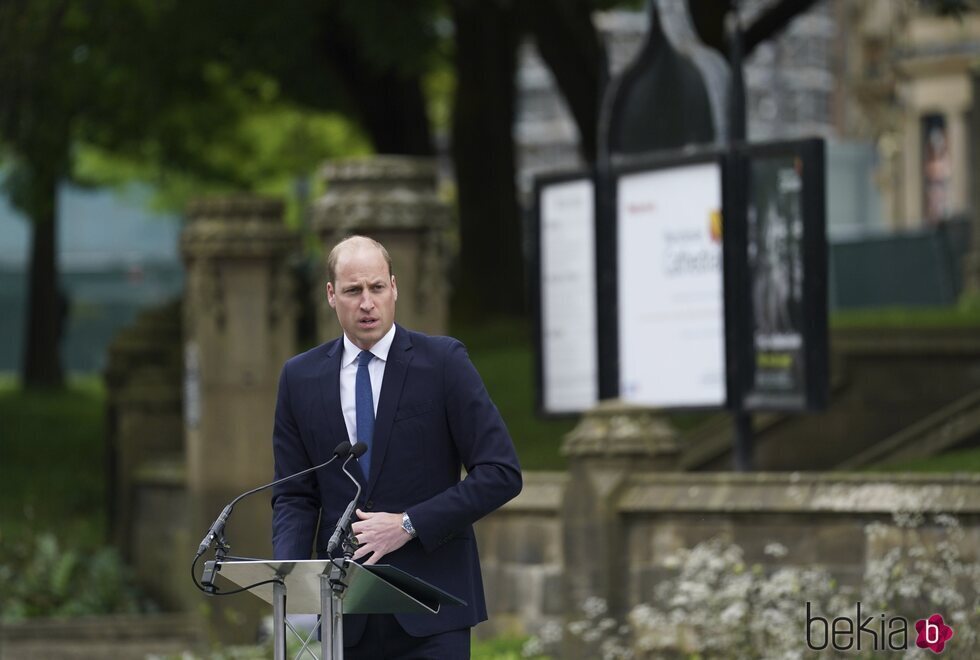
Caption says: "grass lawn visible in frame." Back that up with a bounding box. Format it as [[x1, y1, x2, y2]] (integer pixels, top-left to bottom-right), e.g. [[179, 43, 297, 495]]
[[870, 446, 980, 473], [452, 319, 576, 471], [830, 304, 980, 328], [0, 376, 107, 550]]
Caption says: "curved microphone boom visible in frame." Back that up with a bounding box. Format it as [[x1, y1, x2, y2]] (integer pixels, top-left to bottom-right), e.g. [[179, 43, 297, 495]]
[[326, 442, 367, 555], [195, 440, 352, 558]]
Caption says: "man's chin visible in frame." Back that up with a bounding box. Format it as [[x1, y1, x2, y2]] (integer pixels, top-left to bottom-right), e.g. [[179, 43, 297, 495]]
[[351, 327, 384, 349]]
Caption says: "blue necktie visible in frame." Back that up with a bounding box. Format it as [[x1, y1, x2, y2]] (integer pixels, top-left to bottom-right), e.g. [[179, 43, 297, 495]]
[[355, 350, 375, 477]]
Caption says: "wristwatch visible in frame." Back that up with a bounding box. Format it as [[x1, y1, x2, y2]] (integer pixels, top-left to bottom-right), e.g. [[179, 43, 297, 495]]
[[401, 513, 417, 538]]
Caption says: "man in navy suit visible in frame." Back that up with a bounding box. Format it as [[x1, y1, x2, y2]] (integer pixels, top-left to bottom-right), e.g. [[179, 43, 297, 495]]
[[271, 235, 522, 658]]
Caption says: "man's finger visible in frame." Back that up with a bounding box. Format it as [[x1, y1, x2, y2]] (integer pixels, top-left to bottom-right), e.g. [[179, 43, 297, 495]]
[[351, 544, 372, 562]]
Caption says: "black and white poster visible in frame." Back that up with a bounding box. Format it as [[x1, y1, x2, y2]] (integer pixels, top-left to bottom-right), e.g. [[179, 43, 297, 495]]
[[741, 140, 827, 411]]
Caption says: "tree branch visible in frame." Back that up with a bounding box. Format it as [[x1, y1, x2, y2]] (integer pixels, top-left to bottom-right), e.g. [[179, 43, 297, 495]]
[[743, 0, 822, 57]]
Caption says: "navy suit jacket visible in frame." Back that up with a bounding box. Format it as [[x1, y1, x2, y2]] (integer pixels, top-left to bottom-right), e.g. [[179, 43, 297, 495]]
[[271, 324, 522, 642]]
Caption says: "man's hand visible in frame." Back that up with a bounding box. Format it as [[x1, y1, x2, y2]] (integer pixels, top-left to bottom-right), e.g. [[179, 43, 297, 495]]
[[350, 509, 412, 565]]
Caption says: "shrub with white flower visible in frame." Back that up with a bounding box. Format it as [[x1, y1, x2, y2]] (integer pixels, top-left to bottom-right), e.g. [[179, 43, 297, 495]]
[[522, 511, 980, 659]]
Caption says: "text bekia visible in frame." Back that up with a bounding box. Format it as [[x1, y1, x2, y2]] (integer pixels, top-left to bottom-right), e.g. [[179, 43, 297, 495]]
[[806, 602, 955, 654], [806, 601, 907, 652]]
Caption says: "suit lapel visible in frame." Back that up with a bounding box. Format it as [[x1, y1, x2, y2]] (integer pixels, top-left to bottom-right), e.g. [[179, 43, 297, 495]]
[[318, 338, 366, 484], [365, 325, 413, 498]]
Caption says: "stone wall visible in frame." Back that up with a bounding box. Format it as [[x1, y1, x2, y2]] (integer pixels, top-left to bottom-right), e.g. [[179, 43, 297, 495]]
[[0, 614, 204, 660], [475, 472, 566, 639], [474, 470, 980, 656]]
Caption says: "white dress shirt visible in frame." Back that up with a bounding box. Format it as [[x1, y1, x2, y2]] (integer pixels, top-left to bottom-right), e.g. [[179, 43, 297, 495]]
[[339, 324, 395, 448]]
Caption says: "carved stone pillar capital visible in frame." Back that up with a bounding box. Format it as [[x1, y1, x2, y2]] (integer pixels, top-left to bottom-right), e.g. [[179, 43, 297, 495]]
[[181, 196, 296, 261], [561, 400, 680, 469], [312, 155, 451, 341], [312, 156, 451, 233]]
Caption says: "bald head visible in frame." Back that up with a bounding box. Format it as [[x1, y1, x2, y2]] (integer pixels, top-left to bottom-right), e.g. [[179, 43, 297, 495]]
[[327, 235, 393, 284]]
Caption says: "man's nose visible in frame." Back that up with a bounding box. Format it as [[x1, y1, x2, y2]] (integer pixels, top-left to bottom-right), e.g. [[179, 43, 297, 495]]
[[359, 294, 374, 310]]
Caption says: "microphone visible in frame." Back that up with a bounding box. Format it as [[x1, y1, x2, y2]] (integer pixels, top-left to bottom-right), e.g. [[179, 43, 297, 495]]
[[195, 440, 352, 558], [325, 442, 367, 555]]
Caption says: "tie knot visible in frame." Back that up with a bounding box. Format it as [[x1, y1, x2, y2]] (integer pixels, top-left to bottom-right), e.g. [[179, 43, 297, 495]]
[[358, 350, 374, 367]]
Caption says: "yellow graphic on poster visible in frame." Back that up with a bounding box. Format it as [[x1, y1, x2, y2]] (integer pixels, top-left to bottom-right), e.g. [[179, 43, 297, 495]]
[[709, 209, 722, 243]]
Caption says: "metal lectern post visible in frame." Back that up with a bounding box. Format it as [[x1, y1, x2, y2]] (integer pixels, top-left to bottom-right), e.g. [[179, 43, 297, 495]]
[[321, 569, 344, 660], [272, 580, 286, 660]]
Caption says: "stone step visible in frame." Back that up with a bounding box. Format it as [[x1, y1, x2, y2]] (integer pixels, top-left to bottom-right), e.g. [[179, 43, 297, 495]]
[[0, 613, 205, 660]]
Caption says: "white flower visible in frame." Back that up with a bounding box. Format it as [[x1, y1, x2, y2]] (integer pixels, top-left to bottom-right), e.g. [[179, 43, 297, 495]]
[[764, 542, 788, 558], [582, 596, 608, 618], [521, 637, 544, 657]]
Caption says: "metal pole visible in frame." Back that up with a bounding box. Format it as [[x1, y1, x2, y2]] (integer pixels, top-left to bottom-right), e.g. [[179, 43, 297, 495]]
[[272, 581, 286, 660], [726, 7, 754, 472], [321, 565, 345, 660]]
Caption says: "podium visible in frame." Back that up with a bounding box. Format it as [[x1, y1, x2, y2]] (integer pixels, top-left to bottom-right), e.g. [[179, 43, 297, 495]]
[[215, 559, 465, 660]]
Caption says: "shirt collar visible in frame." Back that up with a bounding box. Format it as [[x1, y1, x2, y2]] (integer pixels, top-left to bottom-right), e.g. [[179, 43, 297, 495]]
[[342, 324, 396, 368]]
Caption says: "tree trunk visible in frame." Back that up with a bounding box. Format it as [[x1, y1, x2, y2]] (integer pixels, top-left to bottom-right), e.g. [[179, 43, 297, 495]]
[[450, 0, 524, 319], [523, 0, 608, 163], [318, 6, 434, 156], [21, 167, 64, 390]]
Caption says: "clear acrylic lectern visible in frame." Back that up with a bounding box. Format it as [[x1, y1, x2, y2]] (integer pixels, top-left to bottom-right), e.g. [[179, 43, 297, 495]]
[[215, 559, 465, 660]]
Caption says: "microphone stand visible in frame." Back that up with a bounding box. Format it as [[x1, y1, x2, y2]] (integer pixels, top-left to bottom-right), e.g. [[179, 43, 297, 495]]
[[325, 443, 366, 556], [193, 440, 352, 592], [322, 441, 367, 657]]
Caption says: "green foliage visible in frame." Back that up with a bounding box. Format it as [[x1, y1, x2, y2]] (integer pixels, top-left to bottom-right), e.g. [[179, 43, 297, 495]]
[[0, 532, 148, 620], [830, 305, 980, 329], [473, 636, 548, 660], [0, 377, 106, 547], [75, 94, 371, 228], [0, 377, 138, 620]]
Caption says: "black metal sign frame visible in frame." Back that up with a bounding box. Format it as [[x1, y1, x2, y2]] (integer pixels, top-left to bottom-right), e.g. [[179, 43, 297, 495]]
[[530, 168, 599, 417], [599, 146, 733, 410], [732, 138, 828, 411]]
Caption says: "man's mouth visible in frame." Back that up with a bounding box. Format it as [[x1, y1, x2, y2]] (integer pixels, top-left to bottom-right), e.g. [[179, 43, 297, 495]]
[[359, 317, 378, 327]]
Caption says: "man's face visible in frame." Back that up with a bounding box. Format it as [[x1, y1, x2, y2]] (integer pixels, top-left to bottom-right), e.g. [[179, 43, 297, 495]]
[[326, 244, 397, 350]]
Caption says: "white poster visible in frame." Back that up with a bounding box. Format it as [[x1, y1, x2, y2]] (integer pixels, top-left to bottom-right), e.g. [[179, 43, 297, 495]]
[[617, 163, 726, 407], [539, 178, 598, 413]]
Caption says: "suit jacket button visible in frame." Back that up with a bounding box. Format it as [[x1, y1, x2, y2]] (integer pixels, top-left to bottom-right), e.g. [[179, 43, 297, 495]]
[[366, 501, 374, 510]]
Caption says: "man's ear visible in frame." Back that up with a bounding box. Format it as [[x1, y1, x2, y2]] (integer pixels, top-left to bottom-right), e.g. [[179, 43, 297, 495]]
[[391, 275, 398, 302], [326, 282, 336, 309]]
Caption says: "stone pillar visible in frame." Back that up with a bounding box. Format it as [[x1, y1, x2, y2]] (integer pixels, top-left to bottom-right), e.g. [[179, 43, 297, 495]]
[[559, 401, 679, 659], [311, 156, 450, 342], [180, 196, 298, 640], [964, 67, 980, 300], [103, 301, 188, 609]]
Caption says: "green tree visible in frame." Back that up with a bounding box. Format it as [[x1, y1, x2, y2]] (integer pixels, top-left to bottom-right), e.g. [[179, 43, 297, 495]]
[[0, 0, 254, 389], [0, 0, 373, 389]]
